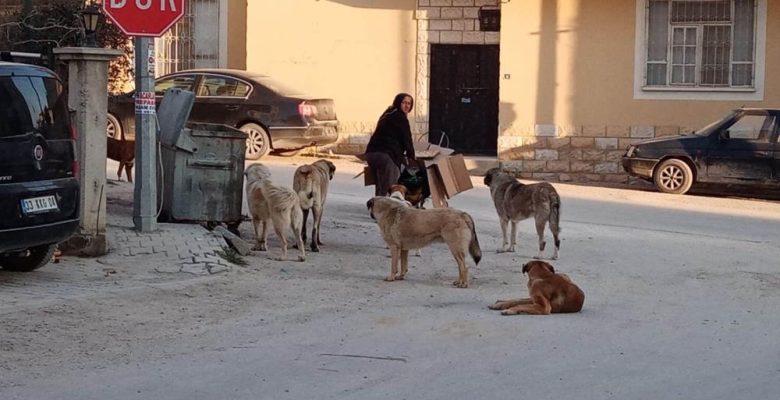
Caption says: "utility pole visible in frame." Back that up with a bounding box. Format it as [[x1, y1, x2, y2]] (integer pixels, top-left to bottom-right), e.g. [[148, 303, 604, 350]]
[[132, 37, 157, 232]]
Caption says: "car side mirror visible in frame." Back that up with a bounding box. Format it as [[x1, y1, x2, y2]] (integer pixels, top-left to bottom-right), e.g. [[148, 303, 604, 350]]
[[719, 130, 730, 141]]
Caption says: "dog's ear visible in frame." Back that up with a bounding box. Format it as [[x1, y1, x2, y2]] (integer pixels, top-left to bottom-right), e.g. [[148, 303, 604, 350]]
[[521, 262, 529, 274], [366, 198, 374, 211], [484, 168, 496, 186], [327, 161, 336, 180]]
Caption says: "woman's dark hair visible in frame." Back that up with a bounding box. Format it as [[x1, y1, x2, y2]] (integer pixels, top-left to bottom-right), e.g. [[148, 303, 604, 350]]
[[391, 93, 414, 110], [378, 93, 414, 121]]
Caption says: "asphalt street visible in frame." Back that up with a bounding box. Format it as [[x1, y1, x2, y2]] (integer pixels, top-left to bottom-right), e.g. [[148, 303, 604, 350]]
[[1, 156, 779, 400]]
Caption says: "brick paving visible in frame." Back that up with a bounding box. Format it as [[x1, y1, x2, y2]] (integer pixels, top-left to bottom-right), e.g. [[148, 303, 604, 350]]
[[104, 182, 233, 275]]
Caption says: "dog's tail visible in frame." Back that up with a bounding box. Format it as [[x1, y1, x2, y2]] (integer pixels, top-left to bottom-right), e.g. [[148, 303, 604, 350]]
[[549, 191, 562, 250], [465, 213, 482, 265], [294, 165, 316, 210]]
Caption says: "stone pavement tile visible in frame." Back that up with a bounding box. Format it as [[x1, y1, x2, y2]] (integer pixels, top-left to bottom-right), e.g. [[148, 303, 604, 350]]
[[104, 212, 233, 275]]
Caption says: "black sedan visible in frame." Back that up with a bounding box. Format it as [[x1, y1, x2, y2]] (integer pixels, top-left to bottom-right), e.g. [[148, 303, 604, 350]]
[[622, 108, 779, 194], [107, 69, 339, 160]]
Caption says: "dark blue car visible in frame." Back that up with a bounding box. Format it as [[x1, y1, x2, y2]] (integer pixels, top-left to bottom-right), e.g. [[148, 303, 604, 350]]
[[622, 108, 780, 195]]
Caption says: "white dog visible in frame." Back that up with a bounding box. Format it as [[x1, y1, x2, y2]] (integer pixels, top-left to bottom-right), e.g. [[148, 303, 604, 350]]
[[244, 164, 305, 262]]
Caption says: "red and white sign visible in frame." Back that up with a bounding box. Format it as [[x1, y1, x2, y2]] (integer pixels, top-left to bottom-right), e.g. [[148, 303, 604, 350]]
[[103, 0, 185, 37], [134, 91, 156, 115]]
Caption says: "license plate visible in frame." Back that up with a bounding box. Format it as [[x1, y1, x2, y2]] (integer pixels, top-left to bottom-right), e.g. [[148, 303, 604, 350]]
[[21, 195, 59, 215]]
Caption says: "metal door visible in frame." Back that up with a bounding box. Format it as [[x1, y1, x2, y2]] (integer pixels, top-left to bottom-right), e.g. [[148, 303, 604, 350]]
[[429, 44, 499, 155]]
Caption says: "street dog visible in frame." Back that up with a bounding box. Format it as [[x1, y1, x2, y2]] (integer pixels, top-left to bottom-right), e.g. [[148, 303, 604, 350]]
[[388, 184, 413, 206], [244, 163, 306, 262], [107, 137, 135, 182], [489, 260, 584, 315], [483, 168, 561, 259], [366, 196, 481, 288], [292, 159, 336, 252]]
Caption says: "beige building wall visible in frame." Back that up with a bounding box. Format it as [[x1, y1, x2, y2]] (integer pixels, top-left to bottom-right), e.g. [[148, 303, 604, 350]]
[[226, 0, 246, 70], [499, 0, 779, 183], [245, 0, 417, 137]]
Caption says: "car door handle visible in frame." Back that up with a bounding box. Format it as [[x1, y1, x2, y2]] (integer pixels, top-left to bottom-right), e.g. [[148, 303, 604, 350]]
[[225, 105, 239, 111]]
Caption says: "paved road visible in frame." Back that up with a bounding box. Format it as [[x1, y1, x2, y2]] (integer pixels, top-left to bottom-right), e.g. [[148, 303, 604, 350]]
[[1, 156, 779, 400]]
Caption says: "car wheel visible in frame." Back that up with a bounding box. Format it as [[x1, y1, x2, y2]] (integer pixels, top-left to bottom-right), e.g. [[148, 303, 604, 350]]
[[0, 244, 57, 272], [107, 113, 122, 139], [653, 159, 694, 195], [240, 123, 270, 160]]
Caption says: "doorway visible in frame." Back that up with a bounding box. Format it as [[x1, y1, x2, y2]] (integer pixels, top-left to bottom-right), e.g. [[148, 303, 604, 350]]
[[429, 44, 499, 155]]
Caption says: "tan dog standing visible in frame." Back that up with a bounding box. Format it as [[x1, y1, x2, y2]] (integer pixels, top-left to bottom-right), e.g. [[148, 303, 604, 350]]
[[489, 260, 584, 315], [244, 163, 305, 262], [367, 196, 481, 288], [484, 168, 561, 259], [292, 159, 336, 252]]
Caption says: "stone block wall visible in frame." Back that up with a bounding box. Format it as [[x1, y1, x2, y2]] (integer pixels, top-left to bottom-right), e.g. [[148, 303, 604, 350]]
[[496, 124, 691, 184]]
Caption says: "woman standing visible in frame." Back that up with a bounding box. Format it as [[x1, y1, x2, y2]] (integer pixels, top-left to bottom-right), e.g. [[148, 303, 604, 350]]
[[365, 93, 416, 196]]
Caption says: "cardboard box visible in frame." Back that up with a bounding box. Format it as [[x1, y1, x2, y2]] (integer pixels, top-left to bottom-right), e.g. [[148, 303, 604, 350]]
[[435, 154, 473, 198], [363, 142, 473, 207]]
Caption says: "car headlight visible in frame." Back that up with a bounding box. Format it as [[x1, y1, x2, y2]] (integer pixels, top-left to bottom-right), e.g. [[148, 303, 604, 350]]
[[625, 145, 637, 157]]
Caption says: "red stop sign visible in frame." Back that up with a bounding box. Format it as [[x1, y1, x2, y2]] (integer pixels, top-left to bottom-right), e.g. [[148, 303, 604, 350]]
[[103, 0, 185, 37]]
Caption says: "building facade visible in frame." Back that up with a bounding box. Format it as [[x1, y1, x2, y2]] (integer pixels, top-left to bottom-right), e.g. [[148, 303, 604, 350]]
[[240, 0, 778, 184]]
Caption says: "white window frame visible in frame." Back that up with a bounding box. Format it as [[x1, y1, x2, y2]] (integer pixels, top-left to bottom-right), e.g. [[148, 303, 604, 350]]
[[634, 0, 767, 100]]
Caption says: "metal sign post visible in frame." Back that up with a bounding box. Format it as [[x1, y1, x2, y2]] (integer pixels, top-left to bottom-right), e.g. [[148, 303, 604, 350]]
[[132, 37, 157, 232], [104, 0, 185, 233]]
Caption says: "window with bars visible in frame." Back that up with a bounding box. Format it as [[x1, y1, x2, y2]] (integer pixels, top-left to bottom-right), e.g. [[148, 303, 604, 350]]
[[645, 0, 755, 89], [155, 0, 220, 76]]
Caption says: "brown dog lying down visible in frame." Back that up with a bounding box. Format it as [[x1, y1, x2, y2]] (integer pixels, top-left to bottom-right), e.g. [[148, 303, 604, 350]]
[[489, 260, 584, 315]]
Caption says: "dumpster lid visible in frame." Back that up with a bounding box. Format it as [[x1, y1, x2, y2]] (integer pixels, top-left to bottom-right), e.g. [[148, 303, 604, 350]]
[[157, 88, 195, 147]]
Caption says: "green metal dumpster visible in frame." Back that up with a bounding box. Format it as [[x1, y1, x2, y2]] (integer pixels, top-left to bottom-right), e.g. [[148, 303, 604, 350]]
[[158, 122, 246, 231]]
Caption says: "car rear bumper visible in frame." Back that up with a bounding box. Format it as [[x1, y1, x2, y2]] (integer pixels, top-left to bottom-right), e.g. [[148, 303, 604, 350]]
[[0, 219, 79, 253], [0, 178, 80, 253], [269, 124, 339, 150], [621, 157, 658, 179]]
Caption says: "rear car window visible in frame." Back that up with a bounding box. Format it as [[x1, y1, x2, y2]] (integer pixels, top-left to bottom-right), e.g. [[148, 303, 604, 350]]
[[154, 75, 196, 95], [199, 75, 251, 97], [0, 76, 69, 140]]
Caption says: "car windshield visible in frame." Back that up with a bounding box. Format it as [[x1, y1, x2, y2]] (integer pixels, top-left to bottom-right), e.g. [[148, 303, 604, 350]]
[[694, 110, 738, 136], [253, 76, 305, 96]]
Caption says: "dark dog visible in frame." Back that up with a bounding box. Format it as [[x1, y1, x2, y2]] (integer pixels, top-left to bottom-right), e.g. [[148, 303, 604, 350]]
[[398, 165, 429, 208], [489, 260, 584, 315], [483, 168, 561, 259], [107, 137, 135, 183]]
